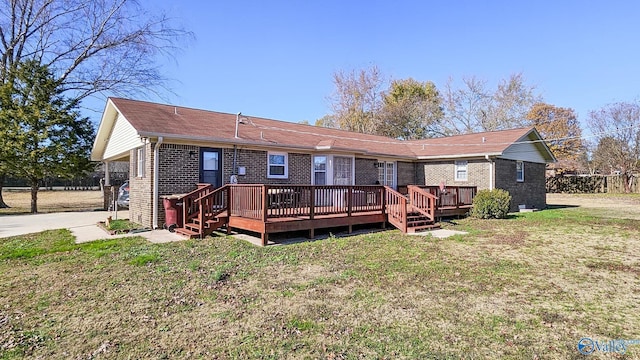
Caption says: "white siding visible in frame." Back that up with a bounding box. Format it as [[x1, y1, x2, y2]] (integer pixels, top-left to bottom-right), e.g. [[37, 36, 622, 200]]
[[103, 113, 145, 160], [501, 142, 547, 164]]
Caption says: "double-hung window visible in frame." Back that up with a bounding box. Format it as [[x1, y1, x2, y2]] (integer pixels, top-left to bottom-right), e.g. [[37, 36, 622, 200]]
[[516, 161, 524, 182], [267, 152, 288, 179], [136, 147, 145, 178], [454, 160, 468, 181], [313, 156, 327, 185]]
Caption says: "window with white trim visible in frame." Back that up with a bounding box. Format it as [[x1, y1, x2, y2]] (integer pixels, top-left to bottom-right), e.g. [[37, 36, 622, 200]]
[[333, 156, 353, 185], [313, 156, 327, 185], [377, 161, 395, 187], [136, 147, 145, 178], [454, 160, 468, 181], [267, 152, 288, 179], [516, 161, 524, 182]]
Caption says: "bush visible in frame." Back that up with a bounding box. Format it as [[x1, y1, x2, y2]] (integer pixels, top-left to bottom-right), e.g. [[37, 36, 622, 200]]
[[471, 189, 512, 219]]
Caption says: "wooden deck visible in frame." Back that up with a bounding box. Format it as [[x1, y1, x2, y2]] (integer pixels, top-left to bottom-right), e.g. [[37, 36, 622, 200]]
[[175, 184, 476, 244]]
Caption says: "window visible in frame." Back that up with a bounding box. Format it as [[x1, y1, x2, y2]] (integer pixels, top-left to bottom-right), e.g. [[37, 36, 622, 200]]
[[313, 156, 327, 185], [333, 156, 353, 185], [136, 147, 145, 178], [516, 161, 524, 182], [267, 152, 288, 179], [377, 161, 395, 187], [454, 160, 468, 181]]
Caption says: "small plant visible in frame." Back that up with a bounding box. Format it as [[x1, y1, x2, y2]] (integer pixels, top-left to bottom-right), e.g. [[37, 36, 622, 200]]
[[471, 189, 512, 219]]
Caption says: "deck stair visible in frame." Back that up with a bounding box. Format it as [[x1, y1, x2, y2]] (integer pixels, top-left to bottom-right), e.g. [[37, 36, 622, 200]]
[[406, 211, 440, 233], [385, 186, 440, 233], [175, 184, 230, 239]]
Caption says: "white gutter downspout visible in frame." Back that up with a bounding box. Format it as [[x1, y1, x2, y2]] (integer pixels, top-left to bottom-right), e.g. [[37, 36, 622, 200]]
[[152, 136, 164, 229], [485, 155, 494, 190]]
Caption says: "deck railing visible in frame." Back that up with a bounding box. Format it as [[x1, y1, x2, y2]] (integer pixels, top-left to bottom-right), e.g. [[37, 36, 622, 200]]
[[407, 185, 437, 221], [196, 185, 229, 220], [228, 184, 385, 221], [181, 183, 214, 226], [385, 186, 407, 233], [417, 185, 477, 209]]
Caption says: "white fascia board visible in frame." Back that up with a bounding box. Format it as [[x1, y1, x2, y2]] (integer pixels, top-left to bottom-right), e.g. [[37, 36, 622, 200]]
[[417, 152, 503, 160], [90, 99, 118, 161]]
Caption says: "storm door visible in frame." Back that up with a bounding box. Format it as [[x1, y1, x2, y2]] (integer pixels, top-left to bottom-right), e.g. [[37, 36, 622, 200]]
[[199, 148, 222, 187]]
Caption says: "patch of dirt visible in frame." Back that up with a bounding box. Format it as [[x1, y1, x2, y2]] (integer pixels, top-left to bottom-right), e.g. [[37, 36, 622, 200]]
[[488, 231, 528, 246]]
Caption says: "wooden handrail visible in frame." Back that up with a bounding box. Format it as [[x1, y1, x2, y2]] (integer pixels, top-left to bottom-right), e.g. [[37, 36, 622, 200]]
[[179, 183, 214, 227], [415, 185, 477, 209], [385, 186, 407, 233], [407, 185, 437, 221], [193, 185, 229, 234]]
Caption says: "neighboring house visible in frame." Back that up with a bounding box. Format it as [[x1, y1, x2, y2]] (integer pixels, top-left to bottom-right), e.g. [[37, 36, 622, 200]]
[[91, 98, 556, 230]]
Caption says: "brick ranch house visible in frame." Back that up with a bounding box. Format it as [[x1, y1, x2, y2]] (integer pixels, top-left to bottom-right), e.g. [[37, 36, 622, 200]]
[[91, 98, 556, 232]]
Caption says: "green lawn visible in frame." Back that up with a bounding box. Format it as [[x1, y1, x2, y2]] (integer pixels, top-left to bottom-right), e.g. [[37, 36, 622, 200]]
[[1, 204, 639, 359]]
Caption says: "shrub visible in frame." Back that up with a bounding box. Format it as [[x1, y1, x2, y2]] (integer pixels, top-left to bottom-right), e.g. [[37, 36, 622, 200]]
[[471, 189, 512, 219]]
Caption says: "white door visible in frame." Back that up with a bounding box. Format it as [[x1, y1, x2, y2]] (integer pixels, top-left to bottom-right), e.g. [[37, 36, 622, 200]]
[[313, 155, 354, 205]]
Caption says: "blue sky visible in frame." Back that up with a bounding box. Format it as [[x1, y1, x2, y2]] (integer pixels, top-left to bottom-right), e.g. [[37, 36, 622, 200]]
[[94, 0, 640, 129]]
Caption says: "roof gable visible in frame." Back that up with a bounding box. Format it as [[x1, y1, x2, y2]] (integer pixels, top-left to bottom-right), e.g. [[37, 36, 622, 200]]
[[91, 99, 145, 161], [409, 127, 555, 161]]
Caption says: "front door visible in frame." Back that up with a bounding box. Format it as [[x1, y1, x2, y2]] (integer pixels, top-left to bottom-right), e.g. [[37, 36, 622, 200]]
[[200, 148, 222, 187]]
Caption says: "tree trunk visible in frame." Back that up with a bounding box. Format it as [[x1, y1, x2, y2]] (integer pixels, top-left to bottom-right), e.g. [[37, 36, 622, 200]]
[[0, 174, 10, 208], [623, 173, 632, 193], [30, 180, 39, 213]]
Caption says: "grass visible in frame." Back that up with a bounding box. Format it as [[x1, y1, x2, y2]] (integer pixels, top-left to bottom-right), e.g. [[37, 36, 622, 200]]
[[0, 190, 103, 214], [1, 196, 640, 358], [105, 219, 138, 231]]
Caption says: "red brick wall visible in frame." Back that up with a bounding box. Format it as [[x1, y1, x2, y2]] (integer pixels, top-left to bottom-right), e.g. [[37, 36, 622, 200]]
[[355, 158, 378, 185], [223, 148, 311, 184], [419, 160, 491, 188], [129, 142, 153, 227]]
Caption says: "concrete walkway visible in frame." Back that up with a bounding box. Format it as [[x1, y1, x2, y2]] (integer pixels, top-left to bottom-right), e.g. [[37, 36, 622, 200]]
[[0, 210, 185, 243]]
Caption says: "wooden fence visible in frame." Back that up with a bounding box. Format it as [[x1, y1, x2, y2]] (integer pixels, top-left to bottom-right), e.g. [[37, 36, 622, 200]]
[[546, 174, 638, 193]]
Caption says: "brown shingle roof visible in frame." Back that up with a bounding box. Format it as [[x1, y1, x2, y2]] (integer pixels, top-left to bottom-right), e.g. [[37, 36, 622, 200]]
[[107, 98, 550, 160], [409, 127, 538, 158], [110, 97, 414, 157]]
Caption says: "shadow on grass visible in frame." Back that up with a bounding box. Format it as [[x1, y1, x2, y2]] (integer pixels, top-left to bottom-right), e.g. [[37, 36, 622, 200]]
[[545, 204, 580, 210]]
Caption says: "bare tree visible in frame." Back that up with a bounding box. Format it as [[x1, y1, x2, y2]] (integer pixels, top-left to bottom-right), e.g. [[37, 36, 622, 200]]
[[588, 102, 640, 192], [441, 73, 541, 134], [441, 76, 491, 135], [328, 65, 385, 134], [490, 73, 540, 129], [0, 0, 190, 208]]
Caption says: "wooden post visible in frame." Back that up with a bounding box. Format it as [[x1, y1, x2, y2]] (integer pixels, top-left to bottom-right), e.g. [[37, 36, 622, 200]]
[[261, 185, 268, 222], [261, 232, 268, 246], [347, 186, 353, 217], [309, 186, 315, 220], [226, 186, 232, 234]]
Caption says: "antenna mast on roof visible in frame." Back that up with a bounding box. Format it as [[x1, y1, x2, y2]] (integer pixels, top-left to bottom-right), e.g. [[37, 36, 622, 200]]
[[235, 112, 248, 138]]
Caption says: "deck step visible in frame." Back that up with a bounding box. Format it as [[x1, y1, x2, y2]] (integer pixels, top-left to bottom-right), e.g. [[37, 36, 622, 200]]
[[174, 227, 199, 238], [407, 223, 441, 233], [184, 222, 201, 231]]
